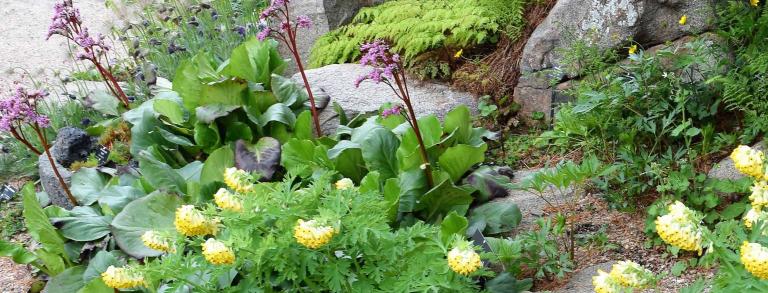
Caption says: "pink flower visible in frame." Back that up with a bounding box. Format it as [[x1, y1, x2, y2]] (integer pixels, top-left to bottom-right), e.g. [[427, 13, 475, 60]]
[[297, 15, 312, 29], [355, 40, 401, 87], [381, 105, 403, 118], [0, 87, 50, 131], [257, 27, 271, 41]]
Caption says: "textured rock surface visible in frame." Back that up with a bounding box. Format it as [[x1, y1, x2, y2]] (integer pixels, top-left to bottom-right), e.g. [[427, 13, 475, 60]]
[[38, 152, 74, 209], [709, 142, 765, 181], [51, 127, 97, 168], [555, 261, 615, 293], [520, 0, 714, 73], [292, 63, 477, 134]]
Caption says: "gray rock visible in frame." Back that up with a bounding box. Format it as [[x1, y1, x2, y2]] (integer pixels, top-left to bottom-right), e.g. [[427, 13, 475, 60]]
[[51, 127, 96, 168], [555, 261, 615, 293], [520, 0, 713, 74], [709, 142, 765, 181], [38, 153, 73, 209], [292, 63, 477, 134]]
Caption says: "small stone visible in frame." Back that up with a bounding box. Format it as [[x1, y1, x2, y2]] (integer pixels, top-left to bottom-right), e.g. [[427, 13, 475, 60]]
[[51, 127, 96, 168]]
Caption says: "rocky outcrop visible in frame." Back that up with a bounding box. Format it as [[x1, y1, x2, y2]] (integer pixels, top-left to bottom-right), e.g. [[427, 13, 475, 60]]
[[39, 127, 96, 209], [514, 0, 715, 121], [292, 63, 477, 134], [38, 153, 73, 209]]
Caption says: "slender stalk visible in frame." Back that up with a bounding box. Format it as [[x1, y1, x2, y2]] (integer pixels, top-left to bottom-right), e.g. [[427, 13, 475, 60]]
[[283, 6, 322, 137], [9, 127, 42, 155], [33, 124, 77, 206], [92, 59, 130, 107], [393, 73, 434, 188]]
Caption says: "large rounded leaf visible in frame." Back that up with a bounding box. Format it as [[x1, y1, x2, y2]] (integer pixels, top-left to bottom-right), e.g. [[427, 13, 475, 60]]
[[111, 192, 181, 258], [235, 138, 281, 181], [42, 266, 86, 293], [53, 207, 113, 242], [70, 168, 108, 206], [201, 146, 234, 186]]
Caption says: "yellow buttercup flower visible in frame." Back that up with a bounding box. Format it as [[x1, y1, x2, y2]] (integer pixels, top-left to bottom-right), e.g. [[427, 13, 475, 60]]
[[293, 219, 336, 249], [679, 15, 687, 25], [174, 205, 218, 237], [741, 241, 768, 279], [744, 206, 767, 229], [628, 44, 637, 55], [202, 238, 236, 265], [751, 181, 768, 208], [223, 167, 254, 194], [731, 145, 765, 179], [752, 0, 760, 7], [592, 269, 620, 293], [655, 201, 703, 254], [447, 240, 482, 276], [101, 265, 145, 289], [214, 188, 243, 212], [141, 230, 174, 253], [454, 49, 463, 58], [608, 260, 654, 288], [335, 178, 354, 190]]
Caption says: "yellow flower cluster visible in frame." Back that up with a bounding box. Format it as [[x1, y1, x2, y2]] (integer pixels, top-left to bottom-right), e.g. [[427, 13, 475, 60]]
[[751, 181, 768, 208], [731, 145, 765, 179], [174, 205, 218, 237], [741, 241, 768, 279], [214, 188, 243, 212], [101, 265, 145, 289], [447, 244, 482, 276], [752, 0, 760, 7], [593, 261, 654, 293], [293, 219, 336, 249], [335, 178, 354, 190], [223, 167, 254, 194], [202, 238, 236, 265], [141, 230, 174, 253], [655, 201, 703, 254]]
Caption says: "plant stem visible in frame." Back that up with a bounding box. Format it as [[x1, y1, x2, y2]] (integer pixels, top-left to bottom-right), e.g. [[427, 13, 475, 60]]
[[92, 60, 130, 107], [9, 127, 42, 155], [33, 124, 77, 206], [394, 73, 434, 188], [282, 3, 322, 137]]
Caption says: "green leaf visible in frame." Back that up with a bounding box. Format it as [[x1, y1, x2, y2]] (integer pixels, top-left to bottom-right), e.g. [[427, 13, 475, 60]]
[[357, 127, 400, 179], [158, 127, 195, 146], [111, 192, 181, 258], [194, 121, 222, 153], [440, 211, 468, 244], [418, 180, 473, 222], [70, 168, 108, 206], [54, 207, 113, 242], [82, 251, 121, 283], [131, 110, 170, 157], [201, 79, 247, 106], [443, 105, 472, 143], [359, 171, 381, 193], [77, 278, 112, 293], [138, 152, 187, 194], [468, 201, 522, 235], [259, 103, 296, 128], [293, 110, 313, 140], [177, 161, 204, 182], [671, 260, 688, 277], [21, 184, 66, 260], [333, 147, 366, 183], [720, 202, 747, 220], [281, 139, 330, 178], [225, 122, 254, 143], [201, 146, 235, 186], [229, 38, 283, 85], [0, 239, 37, 264], [438, 144, 487, 182], [97, 186, 145, 214], [43, 266, 86, 293], [383, 178, 400, 223], [88, 90, 119, 116], [195, 104, 240, 124], [397, 169, 427, 213], [234, 138, 281, 181], [153, 99, 185, 124], [271, 74, 308, 107], [485, 273, 533, 293]]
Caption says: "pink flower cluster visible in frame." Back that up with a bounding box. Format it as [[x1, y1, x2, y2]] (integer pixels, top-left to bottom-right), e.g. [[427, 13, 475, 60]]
[[0, 88, 50, 131], [381, 105, 403, 118], [355, 40, 401, 87], [257, 0, 312, 41], [47, 0, 110, 61]]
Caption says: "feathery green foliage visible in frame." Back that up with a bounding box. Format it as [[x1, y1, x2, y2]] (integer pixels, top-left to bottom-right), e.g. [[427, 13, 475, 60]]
[[309, 0, 528, 73]]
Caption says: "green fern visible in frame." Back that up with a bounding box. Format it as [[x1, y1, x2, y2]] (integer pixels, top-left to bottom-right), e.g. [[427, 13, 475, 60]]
[[309, 0, 528, 70]]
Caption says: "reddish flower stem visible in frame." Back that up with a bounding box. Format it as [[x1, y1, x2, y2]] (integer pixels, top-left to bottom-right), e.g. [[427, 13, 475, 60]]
[[9, 127, 42, 155], [282, 4, 322, 137], [33, 124, 77, 206], [393, 72, 434, 189]]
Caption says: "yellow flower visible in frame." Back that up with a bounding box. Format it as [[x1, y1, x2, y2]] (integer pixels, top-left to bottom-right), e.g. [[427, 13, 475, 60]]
[[141, 230, 174, 253], [293, 219, 336, 249], [679, 15, 687, 25], [223, 167, 254, 194], [744, 206, 767, 229], [101, 265, 145, 289], [214, 188, 243, 212], [592, 269, 620, 293], [447, 241, 482, 276], [751, 181, 768, 208], [741, 241, 768, 279], [335, 178, 354, 190], [202, 238, 235, 265], [174, 205, 218, 237], [731, 145, 765, 179], [454, 49, 463, 58], [608, 260, 654, 288], [628, 44, 637, 55], [655, 201, 703, 254], [752, 0, 760, 7]]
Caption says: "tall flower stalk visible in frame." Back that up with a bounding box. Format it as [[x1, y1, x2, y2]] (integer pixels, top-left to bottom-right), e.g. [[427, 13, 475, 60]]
[[355, 40, 434, 188], [0, 88, 77, 206], [47, 0, 130, 108], [258, 0, 322, 137]]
